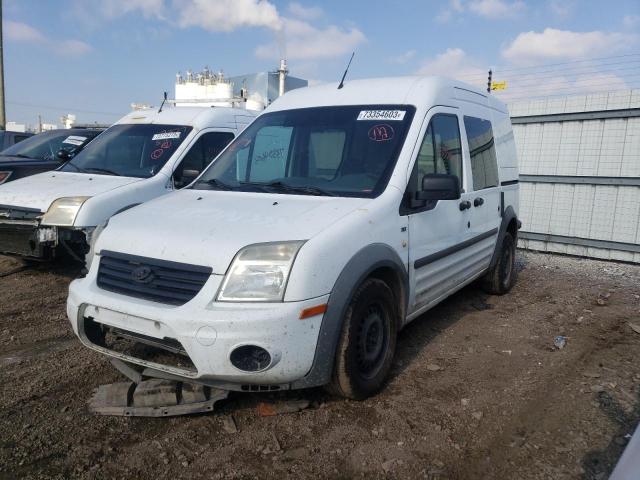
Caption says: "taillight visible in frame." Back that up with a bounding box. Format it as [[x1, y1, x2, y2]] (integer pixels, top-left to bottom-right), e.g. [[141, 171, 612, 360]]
[[0, 171, 12, 184]]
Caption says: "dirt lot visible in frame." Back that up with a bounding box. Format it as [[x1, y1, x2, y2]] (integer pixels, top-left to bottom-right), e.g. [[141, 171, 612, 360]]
[[0, 251, 639, 480]]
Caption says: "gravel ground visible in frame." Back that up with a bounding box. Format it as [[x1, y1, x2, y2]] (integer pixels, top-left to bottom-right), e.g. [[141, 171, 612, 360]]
[[0, 250, 639, 479]]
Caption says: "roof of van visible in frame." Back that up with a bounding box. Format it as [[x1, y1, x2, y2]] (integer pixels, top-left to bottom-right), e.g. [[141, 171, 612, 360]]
[[115, 106, 258, 130], [267, 76, 508, 114]]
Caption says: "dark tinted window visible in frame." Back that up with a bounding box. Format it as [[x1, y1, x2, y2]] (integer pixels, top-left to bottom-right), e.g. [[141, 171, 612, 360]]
[[179, 131, 235, 174], [464, 116, 498, 190], [62, 124, 192, 178], [194, 105, 415, 198], [415, 114, 463, 190], [13, 135, 30, 144]]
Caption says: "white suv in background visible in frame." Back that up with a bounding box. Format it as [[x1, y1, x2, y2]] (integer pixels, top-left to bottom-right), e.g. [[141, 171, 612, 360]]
[[67, 76, 520, 399], [0, 107, 256, 263]]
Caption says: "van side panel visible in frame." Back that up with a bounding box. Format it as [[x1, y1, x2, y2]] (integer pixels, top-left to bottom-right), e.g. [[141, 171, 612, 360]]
[[490, 109, 519, 217], [491, 110, 519, 180]]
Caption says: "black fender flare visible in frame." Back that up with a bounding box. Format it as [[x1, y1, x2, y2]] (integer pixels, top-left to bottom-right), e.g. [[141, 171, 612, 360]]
[[290, 243, 408, 389], [489, 205, 519, 270]]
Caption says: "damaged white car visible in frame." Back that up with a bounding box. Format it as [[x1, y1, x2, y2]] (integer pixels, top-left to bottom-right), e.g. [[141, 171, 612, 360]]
[[0, 106, 256, 263], [67, 76, 520, 415]]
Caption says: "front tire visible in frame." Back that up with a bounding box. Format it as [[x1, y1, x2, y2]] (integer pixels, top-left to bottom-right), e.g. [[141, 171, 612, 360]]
[[481, 232, 517, 295], [327, 278, 398, 400]]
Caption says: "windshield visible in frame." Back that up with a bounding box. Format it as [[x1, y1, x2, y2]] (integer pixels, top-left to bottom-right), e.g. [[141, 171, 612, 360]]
[[193, 105, 416, 197], [61, 124, 192, 178], [1, 130, 99, 161]]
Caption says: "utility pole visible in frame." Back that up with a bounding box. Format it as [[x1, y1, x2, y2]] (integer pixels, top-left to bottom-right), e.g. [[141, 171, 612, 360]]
[[487, 69, 492, 94], [0, 0, 6, 130], [38, 114, 42, 133]]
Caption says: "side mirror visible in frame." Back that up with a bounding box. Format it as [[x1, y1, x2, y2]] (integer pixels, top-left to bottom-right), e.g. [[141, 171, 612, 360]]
[[415, 174, 461, 202], [56, 149, 71, 161], [174, 169, 200, 188]]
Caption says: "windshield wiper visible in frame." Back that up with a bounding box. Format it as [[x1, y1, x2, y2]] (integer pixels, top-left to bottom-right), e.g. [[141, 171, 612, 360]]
[[196, 178, 234, 190], [262, 181, 336, 197], [83, 167, 119, 176], [9, 153, 35, 159]]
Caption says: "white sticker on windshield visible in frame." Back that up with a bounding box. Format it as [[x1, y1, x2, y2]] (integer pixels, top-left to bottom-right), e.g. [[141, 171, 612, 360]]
[[152, 132, 181, 141], [62, 135, 87, 146], [357, 110, 406, 121]]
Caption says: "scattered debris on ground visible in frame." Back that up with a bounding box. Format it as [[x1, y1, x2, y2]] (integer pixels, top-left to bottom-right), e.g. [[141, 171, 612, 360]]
[[257, 399, 310, 417], [554, 335, 568, 350], [1, 251, 639, 479]]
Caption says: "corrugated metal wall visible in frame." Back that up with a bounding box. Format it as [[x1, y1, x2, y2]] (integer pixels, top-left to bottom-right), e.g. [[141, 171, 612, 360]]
[[509, 90, 640, 263]]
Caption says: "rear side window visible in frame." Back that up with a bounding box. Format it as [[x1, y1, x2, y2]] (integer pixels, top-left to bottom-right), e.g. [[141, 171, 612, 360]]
[[415, 114, 463, 190], [13, 135, 30, 144], [464, 116, 498, 190]]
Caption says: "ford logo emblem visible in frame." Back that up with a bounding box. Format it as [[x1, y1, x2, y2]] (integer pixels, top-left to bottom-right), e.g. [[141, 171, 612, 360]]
[[131, 265, 153, 284]]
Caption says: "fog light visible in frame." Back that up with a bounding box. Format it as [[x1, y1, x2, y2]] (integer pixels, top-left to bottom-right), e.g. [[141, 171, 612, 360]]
[[230, 345, 271, 372]]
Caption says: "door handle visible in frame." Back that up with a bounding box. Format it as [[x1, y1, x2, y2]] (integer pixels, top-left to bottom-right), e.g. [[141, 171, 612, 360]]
[[474, 197, 484, 207], [459, 200, 471, 211]]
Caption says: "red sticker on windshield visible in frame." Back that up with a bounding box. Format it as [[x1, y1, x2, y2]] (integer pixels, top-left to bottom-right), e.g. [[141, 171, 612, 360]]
[[368, 124, 394, 142], [151, 148, 164, 160]]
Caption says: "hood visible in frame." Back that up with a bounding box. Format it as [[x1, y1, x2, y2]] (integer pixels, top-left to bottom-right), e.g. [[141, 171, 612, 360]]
[[98, 189, 370, 274], [0, 171, 142, 212]]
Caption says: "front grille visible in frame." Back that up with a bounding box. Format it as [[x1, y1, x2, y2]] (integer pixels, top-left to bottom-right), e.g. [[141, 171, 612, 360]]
[[97, 250, 212, 306]]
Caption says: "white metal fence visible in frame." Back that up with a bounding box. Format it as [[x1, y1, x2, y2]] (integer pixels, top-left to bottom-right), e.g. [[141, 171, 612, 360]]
[[509, 90, 640, 263]]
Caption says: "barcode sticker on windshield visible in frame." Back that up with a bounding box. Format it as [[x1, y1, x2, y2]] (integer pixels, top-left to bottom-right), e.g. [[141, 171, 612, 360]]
[[62, 135, 87, 146], [152, 132, 181, 141], [357, 110, 406, 121]]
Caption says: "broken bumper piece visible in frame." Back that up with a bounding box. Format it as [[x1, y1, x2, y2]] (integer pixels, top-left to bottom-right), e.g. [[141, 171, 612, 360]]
[[88, 379, 228, 417]]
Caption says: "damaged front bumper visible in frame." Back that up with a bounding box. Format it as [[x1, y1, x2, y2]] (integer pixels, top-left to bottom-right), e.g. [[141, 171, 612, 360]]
[[67, 273, 328, 391], [0, 205, 90, 260]]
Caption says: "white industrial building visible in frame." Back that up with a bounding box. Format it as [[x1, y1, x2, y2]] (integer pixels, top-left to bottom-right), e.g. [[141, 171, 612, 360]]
[[509, 90, 640, 263], [174, 60, 308, 111]]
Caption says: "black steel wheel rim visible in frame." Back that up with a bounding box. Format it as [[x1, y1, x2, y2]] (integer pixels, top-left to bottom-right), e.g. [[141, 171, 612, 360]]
[[355, 303, 389, 379]]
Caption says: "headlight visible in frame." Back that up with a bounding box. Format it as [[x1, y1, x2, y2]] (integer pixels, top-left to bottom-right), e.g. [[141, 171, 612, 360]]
[[217, 241, 305, 302], [41, 196, 91, 226], [0, 171, 12, 184]]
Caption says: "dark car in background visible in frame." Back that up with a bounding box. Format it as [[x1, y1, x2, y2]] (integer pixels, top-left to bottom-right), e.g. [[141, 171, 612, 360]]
[[0, 130, 33, 150], [0, 128, 103, 185]]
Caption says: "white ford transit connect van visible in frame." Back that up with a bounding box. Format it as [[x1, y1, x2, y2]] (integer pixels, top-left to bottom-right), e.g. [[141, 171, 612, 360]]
[[67, 77, 520, 399], [0, 107, 256, 262]]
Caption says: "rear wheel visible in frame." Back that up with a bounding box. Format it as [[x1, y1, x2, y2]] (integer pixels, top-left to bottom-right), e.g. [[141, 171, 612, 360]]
[[327, 278, 398, 400], [481, 232, 517, 295]]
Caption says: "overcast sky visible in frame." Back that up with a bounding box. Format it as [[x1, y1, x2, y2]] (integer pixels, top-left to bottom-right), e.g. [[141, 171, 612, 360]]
[[4, 0, 640, 127]]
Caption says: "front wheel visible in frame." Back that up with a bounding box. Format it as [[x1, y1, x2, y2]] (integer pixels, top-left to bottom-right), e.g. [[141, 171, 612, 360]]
[[327, 278, 398, 400], [481, 232, 517, 295]]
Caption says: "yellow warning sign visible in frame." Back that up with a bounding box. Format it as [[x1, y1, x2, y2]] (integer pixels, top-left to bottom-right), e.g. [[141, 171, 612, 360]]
[[491, 81, 507, 91]]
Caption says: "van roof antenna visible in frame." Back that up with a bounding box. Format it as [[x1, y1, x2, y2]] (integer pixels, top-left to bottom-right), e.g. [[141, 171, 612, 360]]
[[158, 91, 167, 113], [337, 52, 355, 89]]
